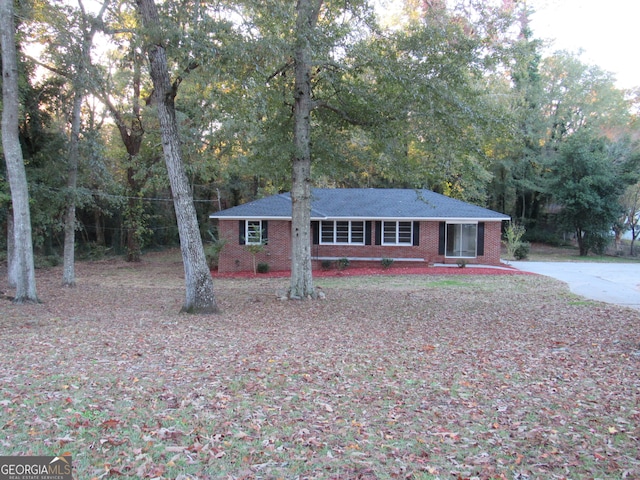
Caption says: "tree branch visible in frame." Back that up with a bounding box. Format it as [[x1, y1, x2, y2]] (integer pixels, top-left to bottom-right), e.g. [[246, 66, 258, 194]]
[[24, 55, 71, 80], [171, 60, 200, 97], [314, 100, 377, 127], [267, 58, 294, 84]]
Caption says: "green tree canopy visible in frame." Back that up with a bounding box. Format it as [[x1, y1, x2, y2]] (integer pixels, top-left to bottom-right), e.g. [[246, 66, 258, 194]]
[[547, 129, 637, 256]]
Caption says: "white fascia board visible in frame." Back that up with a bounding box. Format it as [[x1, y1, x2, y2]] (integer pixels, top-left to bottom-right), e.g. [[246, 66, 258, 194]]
[[209, 215, 291, 220], [440, 217, 511, 223], [211, 215, 511, 222], [311, 216, 510, 222]]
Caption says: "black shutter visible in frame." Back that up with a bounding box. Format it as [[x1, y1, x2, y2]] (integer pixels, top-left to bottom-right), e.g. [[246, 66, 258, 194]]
[[477, 222, 485, 256], [438, 222, 445, 255], [365, 221, 372, 245], [262, 221, 268, 244], [239, 220, 245, 245], [413, 221, 420, 246], [311, 221, 319, 245], [375, 221, 382, 245]]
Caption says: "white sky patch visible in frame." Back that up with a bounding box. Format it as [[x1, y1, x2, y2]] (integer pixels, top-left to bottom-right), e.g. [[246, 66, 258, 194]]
[[374, 0, 639, 90], [519, 0, 638, 89]]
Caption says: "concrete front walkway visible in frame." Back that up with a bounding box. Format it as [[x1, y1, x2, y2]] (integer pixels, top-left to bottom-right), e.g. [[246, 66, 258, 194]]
[[510, 261, 640, 310]]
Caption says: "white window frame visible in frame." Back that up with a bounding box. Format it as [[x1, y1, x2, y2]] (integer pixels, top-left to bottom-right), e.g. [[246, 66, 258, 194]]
[[382, 221, 413, 246], [320, 220, 365, 245], [445, 222, 477, 258], [245, 220, 264, 245]]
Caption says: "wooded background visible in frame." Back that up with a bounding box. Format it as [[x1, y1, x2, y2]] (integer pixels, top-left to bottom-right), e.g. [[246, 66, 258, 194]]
[[2, 0, 640, 266]]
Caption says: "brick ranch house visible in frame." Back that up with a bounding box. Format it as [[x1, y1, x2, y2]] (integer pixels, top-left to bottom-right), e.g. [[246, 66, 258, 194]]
[[209, 188, 510, 273]]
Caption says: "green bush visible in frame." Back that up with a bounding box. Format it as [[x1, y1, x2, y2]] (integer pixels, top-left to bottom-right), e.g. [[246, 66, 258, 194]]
[[257, 263, 270, 274], [503, 222, 526, 260], [321, 260, 332, 270], [204, 238, 226, 269], [381, 258, 394, 269], [513, 242, 530, 260], [337, 257, 350, 270], [77, 242, 110, 261], [35, 254, 61, 269], [523, 229, 563, 246], [584, 232, 611, 255]]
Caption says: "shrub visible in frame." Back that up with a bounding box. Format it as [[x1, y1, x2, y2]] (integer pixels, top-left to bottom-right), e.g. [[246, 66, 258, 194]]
[[337, 257, 350, 270], [584, 232, 611, 256], [381, 258, 394, 269], [523, 228, 563, 246], [257, 263, 270, 274], [503, 222, 526, 260], [35, 254, 61, 269], [321, 260, 332, 271], [204, 237, 226, 269], [77, 242, 110, 261], [513, 242, 530, 260]]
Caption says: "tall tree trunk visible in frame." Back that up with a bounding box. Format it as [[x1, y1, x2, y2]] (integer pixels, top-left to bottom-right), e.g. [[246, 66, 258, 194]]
[[1, 0, 39, 303], [100, 58, 146, 262], [62, 91, 82, 286], [125, 166, 143, 262], [576, 228, 588, 256], [62, 0, 109, 283], [6, 211, 16, 288], [289, 0, 322, 300], [136, 0, 218, 314]]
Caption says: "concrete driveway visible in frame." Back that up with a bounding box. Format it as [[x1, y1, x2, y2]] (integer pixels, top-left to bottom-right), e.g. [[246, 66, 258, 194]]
[[510, 261, 640, 310]]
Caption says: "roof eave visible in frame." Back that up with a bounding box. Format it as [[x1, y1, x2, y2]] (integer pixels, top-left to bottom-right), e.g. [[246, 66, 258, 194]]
[[209, 215, 290, 220], [310, 216, 510, 221], [211, 215, 511, 221]]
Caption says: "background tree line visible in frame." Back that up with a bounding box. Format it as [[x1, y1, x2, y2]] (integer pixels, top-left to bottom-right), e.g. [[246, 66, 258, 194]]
[[2, 0, 640, 291]]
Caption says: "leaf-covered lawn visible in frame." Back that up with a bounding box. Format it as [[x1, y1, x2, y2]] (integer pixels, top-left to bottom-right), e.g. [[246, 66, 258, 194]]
[[1, 252, 639, 479]]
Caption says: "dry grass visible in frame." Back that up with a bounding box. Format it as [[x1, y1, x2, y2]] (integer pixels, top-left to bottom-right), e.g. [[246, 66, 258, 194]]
[[0, 251, 639, 479]]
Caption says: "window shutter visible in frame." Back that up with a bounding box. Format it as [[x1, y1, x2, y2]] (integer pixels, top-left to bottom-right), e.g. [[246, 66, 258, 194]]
[[239, 220, 246, 245], [262, 221, 268, 244], [311, 221, 319, 245], [438, 222, 445, 255], [365, 221, 372, 245], [413, 221, 420, 246], [477, 222, 485, 256], [375, 221, 382, 245]]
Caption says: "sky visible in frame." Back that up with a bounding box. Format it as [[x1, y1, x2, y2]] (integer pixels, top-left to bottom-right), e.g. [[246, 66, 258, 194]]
[[377, 0, 638, 90], [527, 0, 639, 89]]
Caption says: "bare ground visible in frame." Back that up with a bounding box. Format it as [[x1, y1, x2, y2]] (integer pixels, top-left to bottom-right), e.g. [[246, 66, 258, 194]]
[[0, 251, 639, 479]]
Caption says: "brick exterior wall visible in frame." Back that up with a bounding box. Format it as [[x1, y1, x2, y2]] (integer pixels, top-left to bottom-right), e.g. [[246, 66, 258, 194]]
[[481, 221, 503, 266], [216, 219, 504, 273], [217, 220, 292, 273]]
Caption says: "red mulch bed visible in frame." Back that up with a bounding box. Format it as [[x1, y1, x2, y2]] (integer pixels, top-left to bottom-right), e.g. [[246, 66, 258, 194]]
[[212, 263, 532, 279]]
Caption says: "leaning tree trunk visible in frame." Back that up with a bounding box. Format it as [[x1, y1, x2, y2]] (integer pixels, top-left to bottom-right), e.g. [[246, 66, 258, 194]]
[[136, 0, 218, 314], [62, 91, 82, 287], [289, 0, 322, 300], [1, 0, 39, 303]]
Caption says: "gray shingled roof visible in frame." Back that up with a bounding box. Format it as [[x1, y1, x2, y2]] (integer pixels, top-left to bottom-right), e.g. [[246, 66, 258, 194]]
[[209, 188, 510, 221]]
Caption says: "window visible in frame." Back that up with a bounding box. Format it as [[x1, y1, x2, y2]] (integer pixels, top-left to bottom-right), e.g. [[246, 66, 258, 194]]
[[382, 221, 413, 245], [446, 223, 477, 257], [320, 221, 365, 244], [246, 220, 265, 245]]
